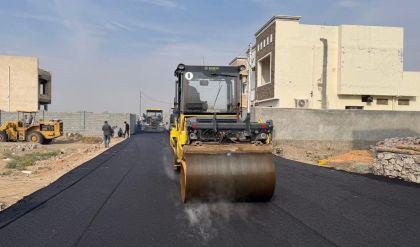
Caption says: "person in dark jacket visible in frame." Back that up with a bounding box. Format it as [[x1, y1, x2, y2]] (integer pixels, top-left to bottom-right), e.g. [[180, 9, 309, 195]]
[[102, 121, 112, 148], [124, 121, 130, 138]]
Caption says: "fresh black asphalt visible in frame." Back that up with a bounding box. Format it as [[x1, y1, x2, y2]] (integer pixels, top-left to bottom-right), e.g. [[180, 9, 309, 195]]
[[0, 133, 419, 247]]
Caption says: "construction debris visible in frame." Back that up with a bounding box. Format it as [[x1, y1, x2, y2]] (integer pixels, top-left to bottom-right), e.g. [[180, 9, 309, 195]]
[[7, 143, 39, 153], [375, 137, 420, 147], [0, 202, 6, 211], [66, 133, 83, 141], [315, 150, 374, 174], [372, 137, 420, 183]]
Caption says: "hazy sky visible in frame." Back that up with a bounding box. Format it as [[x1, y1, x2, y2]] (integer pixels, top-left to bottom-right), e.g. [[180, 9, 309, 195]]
[[1, 0, 419, 114]]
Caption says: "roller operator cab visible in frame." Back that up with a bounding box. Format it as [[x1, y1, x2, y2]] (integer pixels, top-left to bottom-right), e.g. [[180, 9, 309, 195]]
[[170, 64, 276, 202]]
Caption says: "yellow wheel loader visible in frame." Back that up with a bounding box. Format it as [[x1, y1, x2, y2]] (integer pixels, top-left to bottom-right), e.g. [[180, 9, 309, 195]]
[[170, 64, 276, 202], [0, 112, 63, 144]]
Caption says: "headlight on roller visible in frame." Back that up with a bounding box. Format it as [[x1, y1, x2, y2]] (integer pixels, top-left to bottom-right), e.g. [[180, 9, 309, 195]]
[[259, 133, 267, 140], [189, 132, 197, 140]]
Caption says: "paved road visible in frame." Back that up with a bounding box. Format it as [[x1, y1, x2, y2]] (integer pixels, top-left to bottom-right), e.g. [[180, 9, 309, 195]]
[[1, 133, 419, 247]]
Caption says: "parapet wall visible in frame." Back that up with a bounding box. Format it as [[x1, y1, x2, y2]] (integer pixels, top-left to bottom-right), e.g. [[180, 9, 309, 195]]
[[253, 108, 420, 149]]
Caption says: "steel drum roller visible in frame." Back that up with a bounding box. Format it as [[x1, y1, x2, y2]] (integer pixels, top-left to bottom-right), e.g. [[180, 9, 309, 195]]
[[180, 153, 276, 202]]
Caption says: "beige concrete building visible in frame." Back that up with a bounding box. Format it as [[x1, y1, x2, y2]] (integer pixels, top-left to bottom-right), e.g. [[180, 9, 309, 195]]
[[0, 55, 51, 112], [252, 15, 420, 111], [229, 57, 249, 108]]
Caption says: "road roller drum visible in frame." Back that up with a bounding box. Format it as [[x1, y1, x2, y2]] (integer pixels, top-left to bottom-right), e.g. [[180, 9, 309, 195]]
[[180, 152, 276, 202]]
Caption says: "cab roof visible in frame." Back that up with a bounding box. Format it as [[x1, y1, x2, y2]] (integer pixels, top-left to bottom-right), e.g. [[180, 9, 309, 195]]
[[174, 64, 242, 76], [146, 108, 163, 112]]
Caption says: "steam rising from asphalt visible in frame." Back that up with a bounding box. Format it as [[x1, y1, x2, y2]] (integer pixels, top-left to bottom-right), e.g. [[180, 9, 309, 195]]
[[163, 139, 250, 242], [184, 204, 217, 242], [184, 202, 250, 242], [162, 147, 176, 180]]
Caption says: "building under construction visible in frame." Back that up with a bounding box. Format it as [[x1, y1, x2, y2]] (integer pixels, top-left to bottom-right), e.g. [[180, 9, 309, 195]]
[[0, 55, 51, 112]]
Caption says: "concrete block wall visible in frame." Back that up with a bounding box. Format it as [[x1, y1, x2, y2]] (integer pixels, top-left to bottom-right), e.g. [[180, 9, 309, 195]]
[[253, 108, 420, 149], [43, 112, 84, 133], [0, 111, 136, 136]]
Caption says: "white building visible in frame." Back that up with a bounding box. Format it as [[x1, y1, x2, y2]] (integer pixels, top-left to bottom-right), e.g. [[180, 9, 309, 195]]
[[251, 15, 420, 111]]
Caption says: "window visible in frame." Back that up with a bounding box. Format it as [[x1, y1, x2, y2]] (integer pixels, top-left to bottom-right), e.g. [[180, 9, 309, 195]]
[[263, 40, 266, 47], [40, 83, 46, 95], [345, 106, 364, 110], [183, 71, 239, 113], [398, 99, 410, 105], [39, 78, 48, 96], [266, 37, 269, 44], [361, 95, 373, 103], [377, 98, 388, 105], [270, 34, 273, 43], [257, 53, 271, 86]]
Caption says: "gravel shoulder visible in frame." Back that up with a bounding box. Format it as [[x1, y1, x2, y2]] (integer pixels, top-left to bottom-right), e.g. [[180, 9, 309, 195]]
[[274, 144, 374, 174], [274, 137, 419, 182]]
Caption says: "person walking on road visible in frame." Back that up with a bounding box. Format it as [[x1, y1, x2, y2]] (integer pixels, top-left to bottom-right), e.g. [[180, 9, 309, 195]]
[[124, 121, 130, 138], [102, 121, 112, 148]]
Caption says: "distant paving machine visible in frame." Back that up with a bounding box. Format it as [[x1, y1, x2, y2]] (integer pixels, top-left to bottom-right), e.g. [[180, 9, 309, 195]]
[[170, 64, 276, 202], [0, 112, 63, 144], [141, 108, 165, 132]]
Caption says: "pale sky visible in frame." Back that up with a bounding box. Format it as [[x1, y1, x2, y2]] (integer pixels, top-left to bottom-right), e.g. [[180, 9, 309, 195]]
[[1, 0, 419, 114]]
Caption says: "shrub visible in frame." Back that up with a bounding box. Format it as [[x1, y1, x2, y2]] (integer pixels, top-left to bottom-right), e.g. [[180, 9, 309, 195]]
[[1, 170, 12, 176], [5, 151, 60, 170]]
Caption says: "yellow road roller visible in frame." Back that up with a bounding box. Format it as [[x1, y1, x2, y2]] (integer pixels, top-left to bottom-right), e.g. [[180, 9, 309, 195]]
[[170, 64, 276, 202]]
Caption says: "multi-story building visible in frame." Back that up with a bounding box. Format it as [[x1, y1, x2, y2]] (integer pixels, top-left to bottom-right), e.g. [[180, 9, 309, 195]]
[[229, 56, 249, 109], [251, 15, 420, 110], [0, 55, 51, 112]]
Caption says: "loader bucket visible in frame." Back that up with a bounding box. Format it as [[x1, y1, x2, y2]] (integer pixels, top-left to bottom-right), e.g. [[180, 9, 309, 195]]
[[180, 145, 276, 202]]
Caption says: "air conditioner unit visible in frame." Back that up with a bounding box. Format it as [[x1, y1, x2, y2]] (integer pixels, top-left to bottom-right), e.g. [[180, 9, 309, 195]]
[[295, 99, 309, 108]]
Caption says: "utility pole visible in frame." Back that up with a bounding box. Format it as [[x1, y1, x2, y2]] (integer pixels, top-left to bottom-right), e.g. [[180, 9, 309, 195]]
[[247, 43, 252, 114], [8, 66, 11, 112], [139, 89, 142, 119]]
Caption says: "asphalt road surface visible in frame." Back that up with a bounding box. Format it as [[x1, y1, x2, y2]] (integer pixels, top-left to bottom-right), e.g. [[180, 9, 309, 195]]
[[1, 133, 419, 247]]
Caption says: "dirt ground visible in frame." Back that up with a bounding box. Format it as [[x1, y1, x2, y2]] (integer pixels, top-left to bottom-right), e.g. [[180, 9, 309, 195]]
[[0, 136, 125, 210], [274, 145, 375, 174]]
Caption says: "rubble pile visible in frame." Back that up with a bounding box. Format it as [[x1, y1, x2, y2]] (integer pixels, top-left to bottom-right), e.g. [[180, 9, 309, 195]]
[[9, 143, 39, 153], [375, 137, 420, 147], [0, 202, 6, 211], [66, 132, 83, 141], [372, 137, 420, 183]]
